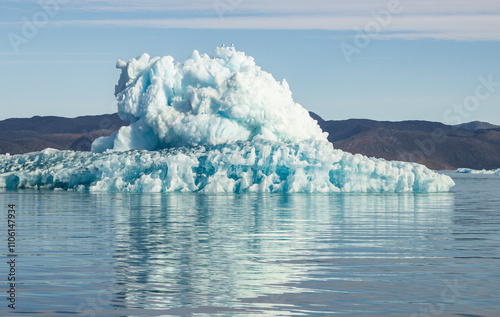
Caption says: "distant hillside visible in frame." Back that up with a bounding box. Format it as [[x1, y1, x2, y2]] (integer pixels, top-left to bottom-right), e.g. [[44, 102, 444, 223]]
[[1, 113, 499, 170], [455, 121, 500, 131], [0, 114, 128, 154], [310, 113, 500, 170]]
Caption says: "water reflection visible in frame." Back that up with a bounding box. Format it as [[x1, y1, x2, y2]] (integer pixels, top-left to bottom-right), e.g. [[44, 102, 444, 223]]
[[3, 175, 500, 316], [101, 192, 455, 315]]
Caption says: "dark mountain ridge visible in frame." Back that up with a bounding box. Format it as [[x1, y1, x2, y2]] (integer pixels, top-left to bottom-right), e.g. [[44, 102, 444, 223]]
[[310, 112, 500, 170], [455, 121, 500, 131], [1, 113, 499, 170], [0, 114, 128, 154]]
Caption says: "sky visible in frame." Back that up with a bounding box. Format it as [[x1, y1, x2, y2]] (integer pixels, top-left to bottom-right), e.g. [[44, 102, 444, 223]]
[[1, 0, 500, 124]]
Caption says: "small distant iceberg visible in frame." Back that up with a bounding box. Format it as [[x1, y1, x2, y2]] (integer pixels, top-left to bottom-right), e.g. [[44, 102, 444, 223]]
[[457, 168, 500, 175], [0, 47, 455, 193]]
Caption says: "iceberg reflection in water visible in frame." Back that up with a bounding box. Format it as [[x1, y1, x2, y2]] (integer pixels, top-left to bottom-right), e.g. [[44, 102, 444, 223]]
[[110, 193, 456, 315], [5, 180, 500, 316]]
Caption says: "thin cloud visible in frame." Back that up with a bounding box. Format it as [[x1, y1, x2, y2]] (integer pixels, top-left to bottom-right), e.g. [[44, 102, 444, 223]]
[[14, 0, 500, 15], [0, 52, 116, 56], [2, 0, 500, 41], [42, 14, 500, 41], [0, 60, 114, 64]]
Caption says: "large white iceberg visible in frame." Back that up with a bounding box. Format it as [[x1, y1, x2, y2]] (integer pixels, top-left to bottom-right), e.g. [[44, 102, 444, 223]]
[[92, 46, 326, 152], [0, 47, 454, 193]]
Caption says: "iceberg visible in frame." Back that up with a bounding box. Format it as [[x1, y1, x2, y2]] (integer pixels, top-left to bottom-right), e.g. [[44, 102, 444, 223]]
[[457, 168, 500, 175], [0, 142, 453, 193], [0, 47, 455, 193], [92, 46, 326, 152]]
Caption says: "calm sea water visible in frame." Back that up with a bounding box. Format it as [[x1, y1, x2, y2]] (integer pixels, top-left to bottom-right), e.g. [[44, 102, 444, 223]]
[[1, 171, 499, 316]]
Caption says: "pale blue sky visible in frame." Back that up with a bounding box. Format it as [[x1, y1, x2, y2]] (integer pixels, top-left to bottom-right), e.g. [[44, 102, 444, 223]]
[[1, 0, 500, 124]]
